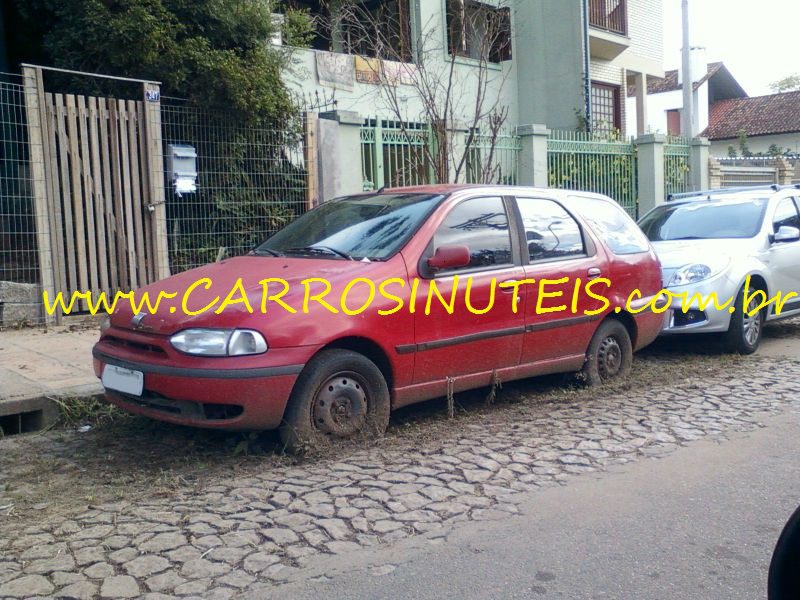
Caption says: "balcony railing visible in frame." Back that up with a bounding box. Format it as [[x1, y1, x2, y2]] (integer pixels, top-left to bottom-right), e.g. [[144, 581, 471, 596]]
[[589, 0, 628, 36]]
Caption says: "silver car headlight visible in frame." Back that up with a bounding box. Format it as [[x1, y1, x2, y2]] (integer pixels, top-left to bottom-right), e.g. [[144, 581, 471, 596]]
[[170, 329, 267, 356], [668, 258, 730, 287], [669, 264, 713, 286]]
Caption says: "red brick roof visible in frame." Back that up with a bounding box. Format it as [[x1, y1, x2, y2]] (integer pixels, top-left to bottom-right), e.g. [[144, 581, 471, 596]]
[[704, 91, 800, 140]]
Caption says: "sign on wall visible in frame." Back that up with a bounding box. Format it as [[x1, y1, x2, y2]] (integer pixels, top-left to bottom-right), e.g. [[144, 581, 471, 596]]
[[354, 57, 382, 85], [316, 52, 355, 91]]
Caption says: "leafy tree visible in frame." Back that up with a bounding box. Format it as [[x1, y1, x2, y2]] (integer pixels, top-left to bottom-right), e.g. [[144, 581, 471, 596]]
[[770, 74, 800, 94], [14, 0, 296, 122]]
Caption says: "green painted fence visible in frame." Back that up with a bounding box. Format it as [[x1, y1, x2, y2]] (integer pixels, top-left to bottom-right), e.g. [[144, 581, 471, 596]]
[[361, 119, 434, 190], [547, 129, 638, 217], [466, 131, 521, 185], [664, 135, 691, 197]]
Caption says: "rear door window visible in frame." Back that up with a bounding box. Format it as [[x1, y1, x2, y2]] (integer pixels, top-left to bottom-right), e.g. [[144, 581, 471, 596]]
[[570, 195, 650, 254], [516, 197, 585, 261]]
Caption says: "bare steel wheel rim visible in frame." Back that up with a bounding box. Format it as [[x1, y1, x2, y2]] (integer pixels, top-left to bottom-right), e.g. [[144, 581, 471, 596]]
[[597, 336, 623, 379], [743, 296, 762, 347], [312, 372, 368, 437]]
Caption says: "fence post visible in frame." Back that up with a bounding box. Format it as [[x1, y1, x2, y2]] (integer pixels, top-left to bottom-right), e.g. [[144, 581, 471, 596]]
[[21, 66, 58, 325], [776, 157, 794, 185], [690, 137, 710, 191], [141, 82, 170, 281], [635, 133, 666, 213], [708, 157, 722, 188], [318, 110, 363, 201], [516, 124, 549, 187], [303, 112, 319, 211]]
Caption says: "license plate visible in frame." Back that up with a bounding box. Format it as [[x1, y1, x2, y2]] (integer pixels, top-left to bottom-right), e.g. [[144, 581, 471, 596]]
[[102, 365, 144, 396]]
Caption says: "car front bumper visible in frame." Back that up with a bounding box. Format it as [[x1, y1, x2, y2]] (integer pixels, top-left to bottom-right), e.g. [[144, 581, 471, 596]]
[[659, 276, 740, 335], [93, 330, 316, 430]]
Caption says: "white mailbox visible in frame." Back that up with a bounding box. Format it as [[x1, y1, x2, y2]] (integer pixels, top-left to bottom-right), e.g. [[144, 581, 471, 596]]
[[166, 144, 198, 195]]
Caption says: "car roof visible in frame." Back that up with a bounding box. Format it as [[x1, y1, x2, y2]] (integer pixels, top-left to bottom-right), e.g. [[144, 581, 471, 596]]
[[666, 184, 800, 204], [379, 184, 615, 204]]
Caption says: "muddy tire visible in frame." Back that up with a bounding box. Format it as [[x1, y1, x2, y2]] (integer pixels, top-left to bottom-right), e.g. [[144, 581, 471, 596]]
[[279, 349, 390, 453], [581, 319, 633, 386], [724, 284, 764, 355]]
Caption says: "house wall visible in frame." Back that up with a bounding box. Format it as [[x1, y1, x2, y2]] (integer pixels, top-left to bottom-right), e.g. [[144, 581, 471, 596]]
[[625, 84, 709, 135], [590, 0, 663, 137], [711, 133, 800, 157], [627, 0, 663, 67], [282, 0, 519, 129], [282, 0, 663, 134], [516, 0, 585, 130]]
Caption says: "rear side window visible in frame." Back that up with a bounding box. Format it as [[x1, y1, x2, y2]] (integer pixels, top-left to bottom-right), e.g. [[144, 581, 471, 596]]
[[570, 195, 650, 254], [434, 196, 513, 270], [773, 198, 800, 233], [516, 197, 585, 261]]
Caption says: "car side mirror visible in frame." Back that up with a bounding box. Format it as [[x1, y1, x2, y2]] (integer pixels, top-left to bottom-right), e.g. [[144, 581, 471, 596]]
[[427, 245, 471, 271], [773, 226, 800, 244]]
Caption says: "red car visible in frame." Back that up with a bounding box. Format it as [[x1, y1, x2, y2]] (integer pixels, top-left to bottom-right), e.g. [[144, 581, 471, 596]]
[[93, 185, 663, 450]]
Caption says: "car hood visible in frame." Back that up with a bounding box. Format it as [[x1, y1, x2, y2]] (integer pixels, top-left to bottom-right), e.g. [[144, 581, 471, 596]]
[[650, 239, 752, 270], [108, 255, 396, 335]]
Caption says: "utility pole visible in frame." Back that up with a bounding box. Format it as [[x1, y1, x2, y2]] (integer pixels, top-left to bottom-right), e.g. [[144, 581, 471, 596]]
[[681, 0, 694, 138]]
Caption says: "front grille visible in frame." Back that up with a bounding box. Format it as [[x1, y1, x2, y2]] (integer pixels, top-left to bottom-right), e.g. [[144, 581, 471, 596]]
[[113, 390, 243, 422], [105, 336, 168, 357]]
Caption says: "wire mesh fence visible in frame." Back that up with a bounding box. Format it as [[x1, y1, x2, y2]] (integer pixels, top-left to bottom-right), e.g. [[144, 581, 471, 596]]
[[160, 98, 311, 273], [0, 72, 43, 326]]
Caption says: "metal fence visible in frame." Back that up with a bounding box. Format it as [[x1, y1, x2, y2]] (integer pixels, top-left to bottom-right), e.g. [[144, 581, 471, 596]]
[[664, 135, 691, 197], [360, 118, 434, 190], [466, 131, 521, 185], [547, 129, 638, 216], [160, 99, 311, 273], [0, 72, 41, 326]]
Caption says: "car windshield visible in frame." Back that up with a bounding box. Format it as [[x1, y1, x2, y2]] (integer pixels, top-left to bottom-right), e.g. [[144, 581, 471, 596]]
[[255, 193, 445, 260], [639, 197, 769, 241]]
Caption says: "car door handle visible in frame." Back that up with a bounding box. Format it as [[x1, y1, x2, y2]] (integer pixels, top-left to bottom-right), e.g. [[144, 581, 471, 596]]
[[587, 268, 602, 279], [500, 280, 519, 293]]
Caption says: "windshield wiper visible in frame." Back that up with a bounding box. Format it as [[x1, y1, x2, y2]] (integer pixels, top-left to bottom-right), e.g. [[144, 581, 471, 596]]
[[253, 248, 283, 257], [284, 246, 355, 260], [668, 236, 706, 240]]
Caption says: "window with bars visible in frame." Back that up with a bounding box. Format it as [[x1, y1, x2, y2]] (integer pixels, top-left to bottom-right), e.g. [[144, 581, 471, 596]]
[[447, 0, 512, 63], [591, 82, 621, 134]]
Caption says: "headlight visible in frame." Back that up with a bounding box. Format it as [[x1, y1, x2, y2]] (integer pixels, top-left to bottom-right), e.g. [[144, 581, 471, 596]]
[[170, 329, 267, 356], [668, 263, 715, 286]]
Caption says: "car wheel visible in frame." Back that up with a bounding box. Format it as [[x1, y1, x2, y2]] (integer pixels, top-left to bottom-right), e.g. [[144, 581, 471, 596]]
[[581, 320, 633, 386], [279, 349, 390, 453], [724, 285, 764, 354]]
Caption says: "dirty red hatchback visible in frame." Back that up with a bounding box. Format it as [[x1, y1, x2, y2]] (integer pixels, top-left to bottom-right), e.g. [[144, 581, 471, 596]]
[[94, 185, 663, 450]]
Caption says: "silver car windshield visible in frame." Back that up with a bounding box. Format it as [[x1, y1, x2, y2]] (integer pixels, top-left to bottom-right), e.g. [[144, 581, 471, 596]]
[[639, 198, 769, 241]]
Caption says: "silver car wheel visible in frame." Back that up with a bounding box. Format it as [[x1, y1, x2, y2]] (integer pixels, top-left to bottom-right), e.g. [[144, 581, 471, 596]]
[[743, 296, 762, 347]]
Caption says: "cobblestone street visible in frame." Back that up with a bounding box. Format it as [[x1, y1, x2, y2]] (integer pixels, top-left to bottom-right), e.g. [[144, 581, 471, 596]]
[[2, 330, 800, 599]]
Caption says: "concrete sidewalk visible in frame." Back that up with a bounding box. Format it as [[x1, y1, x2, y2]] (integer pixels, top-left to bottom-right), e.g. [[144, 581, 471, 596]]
[[0, 325, 102, 430]]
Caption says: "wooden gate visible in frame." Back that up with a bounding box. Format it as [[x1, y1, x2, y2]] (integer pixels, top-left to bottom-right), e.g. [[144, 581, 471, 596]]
[[22, 66, 169, 322]]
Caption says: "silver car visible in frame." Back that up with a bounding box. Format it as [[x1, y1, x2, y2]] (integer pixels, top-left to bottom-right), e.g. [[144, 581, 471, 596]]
[[638, 185, 800, 354]]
